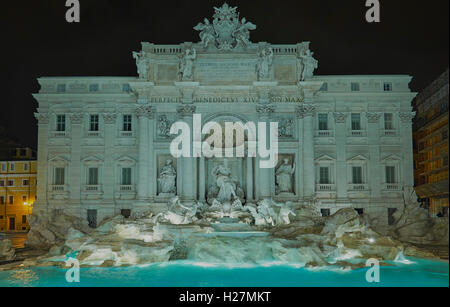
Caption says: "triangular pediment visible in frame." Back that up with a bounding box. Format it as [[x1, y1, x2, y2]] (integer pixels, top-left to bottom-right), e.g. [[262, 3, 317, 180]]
[[347, 154, 369, 162], [315, 154, 336, 162], [381, 154, 402, 163]]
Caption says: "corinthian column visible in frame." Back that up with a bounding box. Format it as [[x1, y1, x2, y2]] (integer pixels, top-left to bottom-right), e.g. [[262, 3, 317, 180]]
[[135, 104, 155, 200], [34, 111, 50, 216], [177, 105, 196, 201], [299, 104, 316, 199], [256, 104, 275, 199]]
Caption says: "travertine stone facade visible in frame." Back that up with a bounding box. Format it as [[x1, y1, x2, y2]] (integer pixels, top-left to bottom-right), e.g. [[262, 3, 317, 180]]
[[32, 4, 417, 227]]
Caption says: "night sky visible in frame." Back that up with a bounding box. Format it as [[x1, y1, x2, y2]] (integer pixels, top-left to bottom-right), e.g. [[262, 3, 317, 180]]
[[0, 0, 448, 149]]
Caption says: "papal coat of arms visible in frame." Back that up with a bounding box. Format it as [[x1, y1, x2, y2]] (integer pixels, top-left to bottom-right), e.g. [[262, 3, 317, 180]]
[[194, 3, 256, 50]]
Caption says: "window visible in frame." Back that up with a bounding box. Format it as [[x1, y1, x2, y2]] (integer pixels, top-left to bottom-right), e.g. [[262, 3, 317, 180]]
[[442, 130, 448, 141], [24, 163, 29, 171], [351, 83, 360, 92], [0, 180, 4, 187], [122, 168, 132, 185], [1, 163, 5, 172], [7, 180, 14, 187], [57, 115, 66, 131], [20, 149, 27, 156], [0, 197, 4, 205], [89, 84, 99, 92], [321, 209, 330, 217], [8, 196, 14, 205], [386, 166, 396, 184], [54, 167, 65, 185], [319, 167, 330, 184], [318, 114, 328, 131], [22, 179, 29, 186], [88, 168, 99, 185], [10, 163, 15, 171], [352, 166, 363, 184], [320, 82, 328, 92], [443, 156, 449, 167], [90, 115, 99, 131], [22, 195, 27, 202], [384, 113, 394, 130], [383, 82, 393, 92], [351, 113, 361, 130], [123, 115, 132, 131], [22, 215, 27, 224], [57, 84, 66, 93]]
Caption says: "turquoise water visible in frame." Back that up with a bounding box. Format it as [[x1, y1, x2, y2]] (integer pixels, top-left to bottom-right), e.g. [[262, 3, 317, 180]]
[[0, 258, 448, 287]]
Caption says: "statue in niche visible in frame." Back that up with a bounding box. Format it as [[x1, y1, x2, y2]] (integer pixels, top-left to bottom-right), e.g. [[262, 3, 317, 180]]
[[158, 159, 176, 194], [299, 49, 318, 81], [194, 18, 216, 49], [275, 158, 295, 194], [256, 47, 273, 80], [179, 48, 197, 81], [208, 160, 245, 204], [132, 51, 149, 80], [158, 115, 171, 138]]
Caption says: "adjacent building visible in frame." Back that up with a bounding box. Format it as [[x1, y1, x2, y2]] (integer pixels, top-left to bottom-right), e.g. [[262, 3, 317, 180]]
[[32, 4, 417, 228], [0, 147, 37, 231], [413, 69, 449, 217]]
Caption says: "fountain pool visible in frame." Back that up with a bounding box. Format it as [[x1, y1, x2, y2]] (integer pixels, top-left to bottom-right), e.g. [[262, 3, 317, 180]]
[[0, 258, 448, 287]]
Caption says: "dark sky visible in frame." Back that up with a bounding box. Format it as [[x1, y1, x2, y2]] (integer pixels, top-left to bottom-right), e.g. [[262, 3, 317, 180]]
[[0, 0, 448, 149]]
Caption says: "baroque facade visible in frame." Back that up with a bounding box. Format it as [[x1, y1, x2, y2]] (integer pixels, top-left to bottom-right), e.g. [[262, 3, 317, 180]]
[[33, 4, 417, 228]]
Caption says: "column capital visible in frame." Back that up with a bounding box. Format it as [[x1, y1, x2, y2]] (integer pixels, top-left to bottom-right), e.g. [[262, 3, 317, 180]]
[[333, 112, 348, 123], [256, 104, 275, 117], [69, 112, 84, 125], [177, 105, 196, 118], [365, 112, 382, 123], [399, 112, 416, 124], [102, 112, 118, 124], [34, 112, 49, 124], [135, 104, 156, 119], [296, 104, 315, 118]]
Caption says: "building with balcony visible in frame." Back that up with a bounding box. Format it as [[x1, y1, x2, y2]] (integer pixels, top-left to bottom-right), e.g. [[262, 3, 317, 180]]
[[31, 4, 417, 229], [0, 147, 36, 231], [413, 69, 449, 217]]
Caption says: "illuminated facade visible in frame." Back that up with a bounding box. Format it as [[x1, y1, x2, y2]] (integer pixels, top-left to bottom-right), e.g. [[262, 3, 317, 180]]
[[32, 4, 417, 228], [0, 148, 36, 231], [413, 69, 449, 217]]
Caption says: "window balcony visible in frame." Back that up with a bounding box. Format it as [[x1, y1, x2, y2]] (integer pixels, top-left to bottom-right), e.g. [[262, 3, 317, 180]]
[[381, 130, 397, 137], [86, 131, 102, 138], [316, 184, 336, 191], [119, 185, 134, 192], [120, 131, 134, 138], [52, 131, 70, 138], [348, 184, 369, 191], [84, 185, 102, 192], [349, 130, 367, 137], [315, 130, 334, 137], [383, 183, 401, 191], [51, 184, 66, 192]]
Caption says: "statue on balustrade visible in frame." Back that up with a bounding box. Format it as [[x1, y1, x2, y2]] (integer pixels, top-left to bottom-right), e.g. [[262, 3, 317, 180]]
[[275, 158, 295, 194], [179, 48, 197, 81], [158, 159, 177, 194]]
